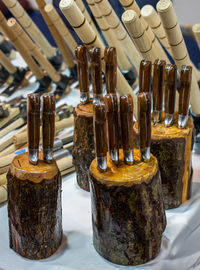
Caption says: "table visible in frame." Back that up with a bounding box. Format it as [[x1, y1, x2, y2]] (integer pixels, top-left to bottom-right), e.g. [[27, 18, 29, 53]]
[[0, 152, 200, 270]]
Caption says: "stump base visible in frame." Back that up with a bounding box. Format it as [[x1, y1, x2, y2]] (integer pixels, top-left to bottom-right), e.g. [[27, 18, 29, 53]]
[[89, 149, 166, 266], [72, 102, 95, 191], [7, 152, 63, 260], [133, 114, 194, 209]]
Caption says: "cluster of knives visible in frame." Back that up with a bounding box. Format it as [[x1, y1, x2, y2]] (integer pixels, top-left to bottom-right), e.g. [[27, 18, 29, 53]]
[[75, 43, 192, 172]]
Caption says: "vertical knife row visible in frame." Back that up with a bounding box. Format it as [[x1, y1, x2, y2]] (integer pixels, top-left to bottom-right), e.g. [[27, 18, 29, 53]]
[[94, 91, 152, 171], [89, 46, 151, 171], [141, 59, 192, 128], [90, 51, 192, 172], [27, 93, 55, 165], [75, 45, 119, 105]]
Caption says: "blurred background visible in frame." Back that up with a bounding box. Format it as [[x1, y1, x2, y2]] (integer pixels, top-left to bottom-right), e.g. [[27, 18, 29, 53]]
[[0, 0, 199, 68]]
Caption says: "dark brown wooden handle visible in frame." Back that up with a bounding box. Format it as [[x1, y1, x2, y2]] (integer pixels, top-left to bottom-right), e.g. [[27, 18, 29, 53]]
[[178, 65, 192, 115], [27, 93, 40, 165], [164, 64, 177, 115], [153, 59, 166, 112], [104, 47, 117, 94], [93, 102, 107, 171], [104, 93, 119, 164], [42, 93, 55, 163], [120, 94, 134, 164], [75, 45, 90, 103], [89, 47, 102, 100], [138, 92, 151, 161], [139, 59, 152, 93]]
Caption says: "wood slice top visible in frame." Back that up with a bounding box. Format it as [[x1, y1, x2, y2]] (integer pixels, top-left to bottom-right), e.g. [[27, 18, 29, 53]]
[[90, 149, 158, 187], [134, 113, 193, 140], [10, 152, 59, 183], [75, 101, 93, 117]]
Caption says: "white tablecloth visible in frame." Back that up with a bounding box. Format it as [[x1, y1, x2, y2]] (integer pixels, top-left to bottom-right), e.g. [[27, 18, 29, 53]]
[[1, 164, 200, 270], [1, 54, 200, 269]]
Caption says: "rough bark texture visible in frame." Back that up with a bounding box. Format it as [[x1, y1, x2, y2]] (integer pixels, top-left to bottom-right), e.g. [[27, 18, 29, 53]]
[[7, 162, 62, 260], [150, 137, 193, 209], [133, 116, 194, 209], [89, 151, 166, 266], [72, 102, 95, 191]]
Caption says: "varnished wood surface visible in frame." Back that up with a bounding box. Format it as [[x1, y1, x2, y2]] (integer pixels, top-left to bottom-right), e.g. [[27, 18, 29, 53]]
[[90, 149, 158, 186], [10, 152, 59, 182]]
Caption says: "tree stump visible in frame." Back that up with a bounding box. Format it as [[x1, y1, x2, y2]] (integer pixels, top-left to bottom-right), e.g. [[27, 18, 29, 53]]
[[89, 149, 166, 266], [72, 101, 95, 191], [7, 152, 63, 260], [133, 114, 194, 209]]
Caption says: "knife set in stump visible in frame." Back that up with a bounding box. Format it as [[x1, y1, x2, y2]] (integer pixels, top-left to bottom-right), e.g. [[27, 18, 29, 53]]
[[89, 91, 166, 265], [72, 45, 118, 191], [133, 60, 194, 209], [7, 93, 63, 259]]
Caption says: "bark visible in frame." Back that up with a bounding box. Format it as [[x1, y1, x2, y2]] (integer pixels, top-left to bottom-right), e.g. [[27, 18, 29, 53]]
[[150, 137, 193, 209], [7, 158, 62, 260], [72, 102, 95, 191], [133, 116, 194, 209], [89, 153, 166, 266]]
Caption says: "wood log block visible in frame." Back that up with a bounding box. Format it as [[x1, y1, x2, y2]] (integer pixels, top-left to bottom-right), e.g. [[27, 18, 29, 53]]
[[133, 114, 194, 209], [89, 149, 166, 265], [7, 152, 63, 260], [72, 102, 95, 191]]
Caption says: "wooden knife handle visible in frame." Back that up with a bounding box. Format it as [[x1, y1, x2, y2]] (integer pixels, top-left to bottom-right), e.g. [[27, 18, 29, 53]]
[[27, 93, 40, 165], [75, 45, 90, 103], [164, 64, 177, 115], [120, 94, 134, 164], [104, 93, 119, 164], [138, 92, 151, 151], [152, 59, 166, 112], [139, 59, 152, 93], [178, 65, 192, 115], [104, 47, 117, 94], [89, 47, 102, 100], [93, 102, 107, 171], [42, 93, 55, 163]]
